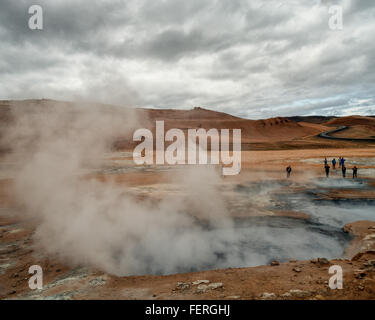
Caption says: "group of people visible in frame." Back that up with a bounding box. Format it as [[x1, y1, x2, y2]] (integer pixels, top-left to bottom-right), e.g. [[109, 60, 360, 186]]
[[324, 157, 358, 178], [285, 157, 359, 179]]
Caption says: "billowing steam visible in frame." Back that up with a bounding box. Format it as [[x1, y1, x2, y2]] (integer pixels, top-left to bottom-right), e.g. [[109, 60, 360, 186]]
[[3, 102, 236, 275]]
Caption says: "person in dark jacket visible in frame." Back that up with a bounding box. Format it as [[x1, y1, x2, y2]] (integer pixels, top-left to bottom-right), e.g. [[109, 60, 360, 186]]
[[342, 165, 347, 178], [325, 164, 330, 178], [286, 165, 292, 178], [352, 166, 358, 179], [332, 158, 337, 170]]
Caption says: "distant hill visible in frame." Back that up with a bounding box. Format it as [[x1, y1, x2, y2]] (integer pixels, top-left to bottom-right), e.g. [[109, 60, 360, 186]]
[[287, 116, 337, 124], [325, 115, 375, 126], [1, 99, 374, 151]]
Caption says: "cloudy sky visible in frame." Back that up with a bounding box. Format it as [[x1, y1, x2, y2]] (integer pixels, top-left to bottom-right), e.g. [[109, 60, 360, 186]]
[[0, 0, 374, 119]]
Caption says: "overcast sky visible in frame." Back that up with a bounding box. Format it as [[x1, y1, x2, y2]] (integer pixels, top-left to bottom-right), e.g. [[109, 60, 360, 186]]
[[0, 0, 374, 119]]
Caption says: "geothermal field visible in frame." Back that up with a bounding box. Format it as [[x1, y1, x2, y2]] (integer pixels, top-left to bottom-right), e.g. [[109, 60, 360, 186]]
[[0, 100, 375, 300]]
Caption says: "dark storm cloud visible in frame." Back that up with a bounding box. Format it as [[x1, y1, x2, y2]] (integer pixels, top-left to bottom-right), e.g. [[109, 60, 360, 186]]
[[0, 0, 374, 117]]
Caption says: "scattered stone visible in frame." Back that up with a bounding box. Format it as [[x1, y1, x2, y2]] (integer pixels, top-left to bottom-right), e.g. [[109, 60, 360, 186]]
[[10, 290, 16, 295], [259, 292, 276, 299], [314, 295, 325, 300], [354, 270, 366, 279], [310, 259, 318, 264], [176, 282, 190, 290], [270, 261, 280, 266], [364, 259, 375, 267], [293, 267, 301, 273], [358, 286, 365, 291], [192, 280, 210, 285], [12, 273, 19, 278], [317, 258, 329, 265], [89, 277, 106, 286], [289, 289, 310, 298], [196, 284, 208, 293], [208, 282, 223, 290], [364, 234, 375, 241], [281, 292, 292, 298]]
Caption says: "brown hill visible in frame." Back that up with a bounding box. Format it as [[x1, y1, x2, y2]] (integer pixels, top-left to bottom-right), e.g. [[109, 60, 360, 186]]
[[325, 115, 375, 126]]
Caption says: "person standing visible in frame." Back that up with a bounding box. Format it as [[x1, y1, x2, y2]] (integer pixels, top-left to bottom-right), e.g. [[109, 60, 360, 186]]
[[324, 157, 328, 166], [286, 165, 292, 178], [339, 157, 342, 168], [342, 165, 347, 178], [325, 164, 330, 178], [341, 157, 346, 168], [332, 158, 337, 170], [353, 166, 358, 179]]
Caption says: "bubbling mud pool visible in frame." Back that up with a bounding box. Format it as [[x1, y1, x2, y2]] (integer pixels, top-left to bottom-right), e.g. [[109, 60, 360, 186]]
[[135, 176, 375, 276], [135, 216, 351, 276]]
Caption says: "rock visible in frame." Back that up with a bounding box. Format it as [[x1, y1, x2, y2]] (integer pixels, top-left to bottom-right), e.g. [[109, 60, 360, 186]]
[[358, 286, 365, 291], [314, 295, 325, 300], [310, 259, 318, 264], [196, 284, 208, 293], [89, 277, 106, 286], [365, 259, 375, 267], [56, 269, 61, 273], [317, 258, 329, 264], [281, 292, 292, 298], [293, 267, 301, 273], [226, 296, 241, 299], [259, 292, 276, 299], [289, 289, 310, 298], [208, 282, 223, 290], [192, 280, 210, 285], [270, 261, 280, 266], [368, 226, 375, 230], [354, 270, 366, 279], [176, 282, 190, 290], [290, 259, 296, 263], [364, 234, 375, 241]]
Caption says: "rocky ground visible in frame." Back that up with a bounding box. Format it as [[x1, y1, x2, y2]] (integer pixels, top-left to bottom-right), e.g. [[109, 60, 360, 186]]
[[0, 212, 375, 300]]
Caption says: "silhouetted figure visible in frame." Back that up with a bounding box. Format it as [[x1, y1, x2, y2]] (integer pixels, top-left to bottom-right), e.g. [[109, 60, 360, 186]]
[[353, 166, 358, 179], [340, 157, 346, 168], [286, 165, 292, 178], [324, 157, 328, 166], [332, 158, 336, 170], [325, 164, 330, 178], [342, 165, 347, 178], [338, 157, 342, 168]]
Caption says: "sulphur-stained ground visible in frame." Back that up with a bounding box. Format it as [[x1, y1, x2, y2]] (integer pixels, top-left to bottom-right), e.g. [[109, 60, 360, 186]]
[[0, 148, 375, 300]]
